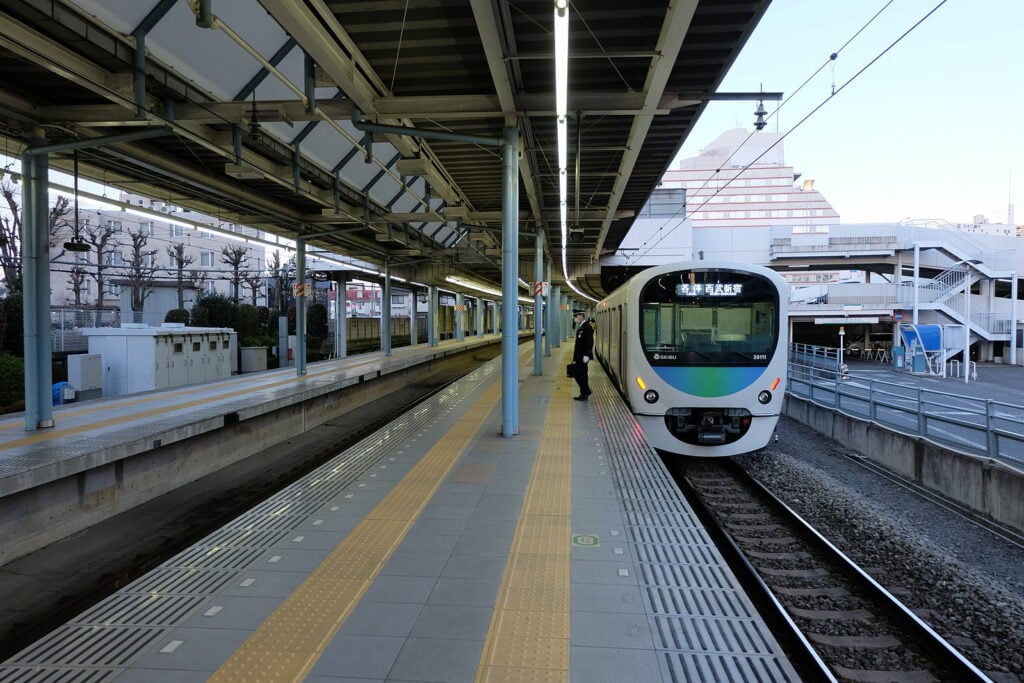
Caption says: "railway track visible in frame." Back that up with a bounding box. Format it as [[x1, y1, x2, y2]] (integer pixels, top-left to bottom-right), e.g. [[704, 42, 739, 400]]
[[673, 458, 992, 683]]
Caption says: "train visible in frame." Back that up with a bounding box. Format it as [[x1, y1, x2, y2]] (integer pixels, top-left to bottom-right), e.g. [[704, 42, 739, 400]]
[[594, 260, 788, 457]]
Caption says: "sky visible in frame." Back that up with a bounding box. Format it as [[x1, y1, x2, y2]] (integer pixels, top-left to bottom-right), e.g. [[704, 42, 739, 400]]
[[674, 0, 1023, 226]]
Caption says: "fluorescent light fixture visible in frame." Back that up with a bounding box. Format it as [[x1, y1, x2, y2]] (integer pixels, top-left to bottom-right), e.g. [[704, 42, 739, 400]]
[[446, 275, 535, 305], [445, 275, 501, 298], [554, 2, 568, 117], [557, 116, 568, 171]]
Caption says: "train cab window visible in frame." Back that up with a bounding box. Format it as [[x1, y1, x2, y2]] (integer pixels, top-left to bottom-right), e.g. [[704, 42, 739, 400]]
[[639, 268, 779, 366]]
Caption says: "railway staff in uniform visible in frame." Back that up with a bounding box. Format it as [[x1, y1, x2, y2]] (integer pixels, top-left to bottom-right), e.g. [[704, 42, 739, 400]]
[[572, 309, 594, 401]]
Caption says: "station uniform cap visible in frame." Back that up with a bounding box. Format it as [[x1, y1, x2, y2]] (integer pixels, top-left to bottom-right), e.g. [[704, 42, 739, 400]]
[[572, 309, 587, 316]]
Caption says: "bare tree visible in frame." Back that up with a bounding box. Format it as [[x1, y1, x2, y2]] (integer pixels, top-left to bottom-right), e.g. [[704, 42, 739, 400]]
[[242, 270, 264, 306], [165, 242, 196, 309], [188, 268, 207, 296], [220, 244, 250, 304], [1, 172, 78, 294], [47, 196, 74, 263], [266, 249, 294, 310], [119, 230, 159, 321], [83, 220, 120, 310], [67, 266, 88, 306], [0, 169, 23, 293]]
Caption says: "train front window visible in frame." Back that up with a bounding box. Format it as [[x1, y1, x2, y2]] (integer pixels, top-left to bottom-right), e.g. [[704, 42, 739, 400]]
[[639, 269, 778, 366]]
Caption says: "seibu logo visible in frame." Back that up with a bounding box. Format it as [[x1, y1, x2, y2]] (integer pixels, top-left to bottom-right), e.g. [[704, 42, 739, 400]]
[[652, 353, 678, 361]]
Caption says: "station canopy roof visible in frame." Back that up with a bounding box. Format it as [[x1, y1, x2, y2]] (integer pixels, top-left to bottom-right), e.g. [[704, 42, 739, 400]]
[[0, 0, 769, 300]]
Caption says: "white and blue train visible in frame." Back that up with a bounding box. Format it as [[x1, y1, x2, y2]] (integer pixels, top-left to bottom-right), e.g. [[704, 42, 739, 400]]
[[594, 261, 789, 457]]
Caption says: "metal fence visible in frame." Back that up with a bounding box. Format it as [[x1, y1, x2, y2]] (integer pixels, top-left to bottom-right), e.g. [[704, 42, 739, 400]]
[[50, 307, 121, 353], [787, 352, 1024, 466]]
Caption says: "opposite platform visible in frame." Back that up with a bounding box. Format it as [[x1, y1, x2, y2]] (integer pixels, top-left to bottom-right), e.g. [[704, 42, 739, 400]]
[[1, 345, 798, 682]]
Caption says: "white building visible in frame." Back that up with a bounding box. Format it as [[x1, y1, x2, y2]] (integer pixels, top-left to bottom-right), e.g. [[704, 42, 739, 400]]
[[49, 193, 268, 323]]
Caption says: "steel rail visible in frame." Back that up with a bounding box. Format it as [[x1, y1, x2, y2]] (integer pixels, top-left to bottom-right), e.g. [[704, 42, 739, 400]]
[[692, 460, 994, 682]]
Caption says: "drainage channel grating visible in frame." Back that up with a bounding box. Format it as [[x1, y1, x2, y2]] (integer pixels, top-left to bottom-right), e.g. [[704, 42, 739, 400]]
[[590, 383, 799, 682], [70, 594, 207, 627], [164, 545, 266, 570], [6, 626, 164, 666], [193, 527, 286, 548], [120, 568, 238, 596], [644, 585, 757, 619], [0, 667, 118, 682]]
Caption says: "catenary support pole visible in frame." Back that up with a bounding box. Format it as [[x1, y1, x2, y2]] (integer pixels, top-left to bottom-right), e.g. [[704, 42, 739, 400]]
[[455, 292, 465, 341], [295, 238, 307, 375], [382, 260, 392, 356], [409, 286, 417, 347], [544, 262, 552, 357], [533, 226, 544, 376], [336, 273, 347, 359], [551, 285, 561, 347], [476, 297, 485, 337], [501, 126, 519, 437], [21, 145, 53, 430], [428, 285, 438, 347]]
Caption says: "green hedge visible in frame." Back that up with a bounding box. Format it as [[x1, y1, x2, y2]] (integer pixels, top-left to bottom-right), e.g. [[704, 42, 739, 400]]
[[0, 353, 25, 414]]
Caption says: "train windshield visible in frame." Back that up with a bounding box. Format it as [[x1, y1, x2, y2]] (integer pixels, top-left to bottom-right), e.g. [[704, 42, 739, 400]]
[[638, 268, 779, 367]]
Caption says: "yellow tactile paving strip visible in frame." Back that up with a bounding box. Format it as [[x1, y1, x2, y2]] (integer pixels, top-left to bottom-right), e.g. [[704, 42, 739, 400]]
[[209, 377, 503, 682], [476, 368, 573, 682]]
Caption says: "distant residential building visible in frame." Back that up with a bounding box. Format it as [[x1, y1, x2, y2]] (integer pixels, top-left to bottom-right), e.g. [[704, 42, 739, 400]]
[[49, 193, 269, 320]]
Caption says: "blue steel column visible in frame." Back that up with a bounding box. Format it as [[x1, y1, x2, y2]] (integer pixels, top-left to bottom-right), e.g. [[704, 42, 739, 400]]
[[501, 126, 519, 436], [533, 227, 544, 375], [476, 297, 485, 337], [336, 273, 347, 359], [409, 286, 417, 347], [455, 292, 465, 341], [493, 302, 500, 335], [563, 292, 571, 341], [544, 263, 552, 357], [427, 285, 438, 346], [295, 238, 307, 375], [551, 285, 561, 347], [382, 261, 392, 356], [21, 146, 53, 430]]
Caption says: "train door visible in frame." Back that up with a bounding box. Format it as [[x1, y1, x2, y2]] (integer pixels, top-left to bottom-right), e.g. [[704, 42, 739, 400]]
[[615, 306, 624, 384]]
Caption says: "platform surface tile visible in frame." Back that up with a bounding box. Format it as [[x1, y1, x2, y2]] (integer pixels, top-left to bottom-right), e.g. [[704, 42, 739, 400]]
[[0, 347, 798, 682]]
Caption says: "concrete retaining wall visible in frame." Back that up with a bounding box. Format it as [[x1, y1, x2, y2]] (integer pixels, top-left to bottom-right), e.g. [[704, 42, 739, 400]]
[[783, 396, 1024, 534]]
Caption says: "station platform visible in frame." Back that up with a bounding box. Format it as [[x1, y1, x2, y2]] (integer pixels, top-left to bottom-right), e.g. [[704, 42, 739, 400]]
[[0, 345, 798, 682], [0, 334, 510, 566]]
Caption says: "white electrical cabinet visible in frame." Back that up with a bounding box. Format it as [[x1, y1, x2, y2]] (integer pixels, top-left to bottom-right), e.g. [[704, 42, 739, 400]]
[[81, 324, 237, 397]]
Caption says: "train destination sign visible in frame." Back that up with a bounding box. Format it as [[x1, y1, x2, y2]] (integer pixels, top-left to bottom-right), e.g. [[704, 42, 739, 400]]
[[676, 283, 743, 297], [814, 317, 879, 324]]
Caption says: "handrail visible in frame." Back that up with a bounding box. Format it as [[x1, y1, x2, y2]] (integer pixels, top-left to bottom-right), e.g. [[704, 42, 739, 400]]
[[786, 359, 1024, 466]]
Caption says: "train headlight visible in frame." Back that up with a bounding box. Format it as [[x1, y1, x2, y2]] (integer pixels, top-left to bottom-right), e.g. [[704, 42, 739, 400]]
[[757, 390, 772, 404], [643, 389, 659, 404]]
